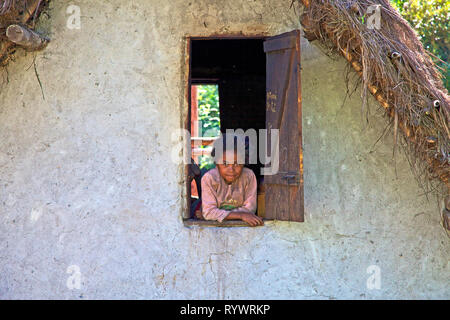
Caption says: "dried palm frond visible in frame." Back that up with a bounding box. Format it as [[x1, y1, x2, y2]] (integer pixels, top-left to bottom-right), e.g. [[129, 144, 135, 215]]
[[0, 0, 16, 16], [299, 0, 449, 194]]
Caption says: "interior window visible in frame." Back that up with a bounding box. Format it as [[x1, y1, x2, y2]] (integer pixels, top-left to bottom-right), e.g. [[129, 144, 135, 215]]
[[189, 38, 267, 219]]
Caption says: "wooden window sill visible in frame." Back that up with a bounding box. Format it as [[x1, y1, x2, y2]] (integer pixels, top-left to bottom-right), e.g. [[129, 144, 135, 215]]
[[183, 218, 268, 228]]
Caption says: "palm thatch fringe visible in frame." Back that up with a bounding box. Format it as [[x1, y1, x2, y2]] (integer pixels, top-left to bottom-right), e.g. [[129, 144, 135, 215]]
[[0, 0, 16, 16], [298, 0, 449, 194]]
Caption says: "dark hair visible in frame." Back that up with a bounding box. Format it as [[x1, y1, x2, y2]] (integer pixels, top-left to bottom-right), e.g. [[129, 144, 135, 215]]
[[211, 133, 249, 165]]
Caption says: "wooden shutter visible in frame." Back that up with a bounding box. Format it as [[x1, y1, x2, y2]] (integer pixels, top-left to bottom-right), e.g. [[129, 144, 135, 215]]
[[263, 30, 304, 222]]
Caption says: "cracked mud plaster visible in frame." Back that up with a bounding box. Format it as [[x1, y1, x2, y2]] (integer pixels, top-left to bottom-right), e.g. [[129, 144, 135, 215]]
[[0, 0, 448, 299]]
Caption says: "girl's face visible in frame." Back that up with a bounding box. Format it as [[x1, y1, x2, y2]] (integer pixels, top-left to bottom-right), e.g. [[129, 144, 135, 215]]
[[216, 151, 244, 184]]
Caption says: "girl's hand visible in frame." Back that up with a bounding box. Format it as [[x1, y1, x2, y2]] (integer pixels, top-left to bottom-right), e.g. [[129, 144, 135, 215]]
[[238, 212, 264, 227], [224, 212, 264, 227]]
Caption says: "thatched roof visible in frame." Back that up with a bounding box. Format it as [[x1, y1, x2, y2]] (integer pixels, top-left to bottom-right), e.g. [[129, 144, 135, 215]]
[[299, 0, 449, 194], [0, 0, 48, 65]]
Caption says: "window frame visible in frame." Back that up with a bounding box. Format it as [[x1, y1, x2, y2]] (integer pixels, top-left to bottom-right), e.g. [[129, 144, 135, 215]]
[[183, 34, 282, 227]]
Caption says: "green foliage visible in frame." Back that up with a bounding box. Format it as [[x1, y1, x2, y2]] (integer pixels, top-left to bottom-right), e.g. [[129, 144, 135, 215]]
[[196, 84, 220, 170], [198, 155, 216, 170], [197, 85, 221, 137], [391, 0, 449, 90]]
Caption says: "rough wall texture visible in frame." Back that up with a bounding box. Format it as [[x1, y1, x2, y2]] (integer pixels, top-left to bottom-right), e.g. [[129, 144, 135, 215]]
[[0, 0, 448, 299]]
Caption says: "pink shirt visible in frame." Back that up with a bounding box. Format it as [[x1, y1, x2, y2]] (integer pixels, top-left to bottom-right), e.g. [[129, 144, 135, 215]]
[[201, 167, 257, 222]]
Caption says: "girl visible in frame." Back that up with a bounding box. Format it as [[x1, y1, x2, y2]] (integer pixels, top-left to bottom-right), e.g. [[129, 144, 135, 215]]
[[200, 134, 264, 227]]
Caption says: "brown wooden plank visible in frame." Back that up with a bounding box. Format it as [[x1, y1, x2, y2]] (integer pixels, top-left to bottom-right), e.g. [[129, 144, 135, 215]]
[[184, 37, 192, 219], [263, 35, 296, 53], [264, 41, 291, 220], [289, 31, 304, 222], [264, 30, 304, 222], [265, 172, 301, 185]]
